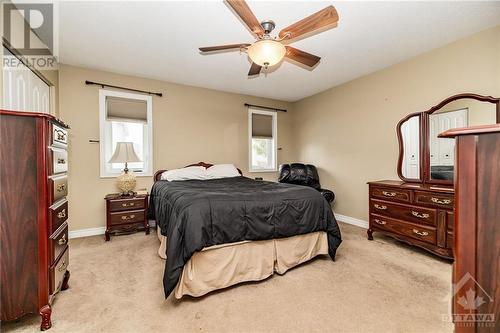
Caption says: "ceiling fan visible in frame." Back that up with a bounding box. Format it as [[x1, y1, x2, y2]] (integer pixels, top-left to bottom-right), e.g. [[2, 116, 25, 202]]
[[199, 0, 339, 76]]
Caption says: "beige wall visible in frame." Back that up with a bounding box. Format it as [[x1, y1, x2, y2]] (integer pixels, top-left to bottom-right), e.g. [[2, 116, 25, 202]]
[[438, 98, 497, 126], [58, 64, 294, 231], [292, 26, 500, 222]]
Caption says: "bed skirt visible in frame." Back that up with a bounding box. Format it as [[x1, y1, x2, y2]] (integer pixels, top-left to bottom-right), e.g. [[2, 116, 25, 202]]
[[157, 228, 328, 298]]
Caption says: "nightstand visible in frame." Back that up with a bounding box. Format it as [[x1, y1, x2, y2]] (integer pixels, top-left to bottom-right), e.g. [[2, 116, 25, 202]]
[[104, 193, 149, 241]]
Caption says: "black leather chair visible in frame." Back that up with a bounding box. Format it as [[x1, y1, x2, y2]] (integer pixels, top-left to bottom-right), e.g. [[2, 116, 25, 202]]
[[278, 163, 335, 204]]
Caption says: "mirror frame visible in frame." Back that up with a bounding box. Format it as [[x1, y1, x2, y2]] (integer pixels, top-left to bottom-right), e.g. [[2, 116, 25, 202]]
[[397, 93, 500, 184]]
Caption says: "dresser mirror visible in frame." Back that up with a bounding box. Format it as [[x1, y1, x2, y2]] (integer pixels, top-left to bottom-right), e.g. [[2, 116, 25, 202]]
[[397, 93, 499, 184], [400, 115, 420, 180]]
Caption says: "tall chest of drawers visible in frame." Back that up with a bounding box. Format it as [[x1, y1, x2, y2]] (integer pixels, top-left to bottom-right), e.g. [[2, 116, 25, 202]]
[[367, 180, 454, 259], [0, 110, 70, 330]]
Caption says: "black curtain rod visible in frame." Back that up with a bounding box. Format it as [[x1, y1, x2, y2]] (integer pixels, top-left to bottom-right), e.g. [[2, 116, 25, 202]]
[[244, 103, 287, 113], [85, 80, 163, 97]]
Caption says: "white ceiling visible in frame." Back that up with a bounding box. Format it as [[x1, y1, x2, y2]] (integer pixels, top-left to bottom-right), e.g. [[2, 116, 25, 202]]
[[58, 1, 500, 102]]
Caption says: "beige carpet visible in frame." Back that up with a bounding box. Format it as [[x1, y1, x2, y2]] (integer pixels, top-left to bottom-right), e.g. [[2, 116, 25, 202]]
[[2, 223, 454, 333]]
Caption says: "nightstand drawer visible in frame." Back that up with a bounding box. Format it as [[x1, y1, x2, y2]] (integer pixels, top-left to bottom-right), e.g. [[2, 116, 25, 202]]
[[108, 197, 145, 212], [50, 199, 68, 233], [110, 209, 145, 225], [50, 222, 68, 264], [50, 246, 69, 294]]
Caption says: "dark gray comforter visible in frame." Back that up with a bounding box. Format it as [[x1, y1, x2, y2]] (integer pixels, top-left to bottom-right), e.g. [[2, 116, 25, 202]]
[[149, 176, 342, 298]]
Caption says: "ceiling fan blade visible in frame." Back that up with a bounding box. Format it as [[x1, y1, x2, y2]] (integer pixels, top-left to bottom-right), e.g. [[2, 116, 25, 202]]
[[285, 46, 321, 67], [226, 0, 265, 37], [199, 44, 251, 52], [278, 6, 339, 40], [248, 62, 262, 76]]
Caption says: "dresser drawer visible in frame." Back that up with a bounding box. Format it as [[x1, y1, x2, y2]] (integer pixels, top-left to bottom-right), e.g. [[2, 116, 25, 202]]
[[110, 209, 145, 226], [370, 199, 437, 226], [50, 223, 68, 264], [52, 124, 68, 148], [370, 214, 437, 245], [49, 199, 68, 234], [50, 246, 69, 294], [446, 231, 454, 249], [48, 147, 68, 175], [414, 191, 454, 210], [370, 186, 411, 203], [108, 197, 145, 212], [49, 174, 68, 203]]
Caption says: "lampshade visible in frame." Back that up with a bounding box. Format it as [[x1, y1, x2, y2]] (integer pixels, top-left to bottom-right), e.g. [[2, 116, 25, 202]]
[[109, 142, 141, 163], [247, 40, 286, 67]]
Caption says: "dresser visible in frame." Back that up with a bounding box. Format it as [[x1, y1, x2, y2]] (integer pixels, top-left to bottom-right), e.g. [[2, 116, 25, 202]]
[[367, 180, 454, 259], [0, 110, 70, 330], [441, 125, 500, 332], [104, 193, 149, 241]]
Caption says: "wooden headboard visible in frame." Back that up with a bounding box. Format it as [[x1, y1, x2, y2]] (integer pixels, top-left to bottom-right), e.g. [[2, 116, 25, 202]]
[[153, 162, 243, 181]]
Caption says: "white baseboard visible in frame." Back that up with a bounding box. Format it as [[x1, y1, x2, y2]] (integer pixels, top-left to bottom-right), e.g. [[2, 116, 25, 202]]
[[69, 227, 105, 239], [69, 220, 156, 239], [334, 213, 369, 229]]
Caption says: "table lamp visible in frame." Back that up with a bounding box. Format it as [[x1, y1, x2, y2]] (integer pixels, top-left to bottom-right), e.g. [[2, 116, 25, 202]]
[[109, 142, 141, 195]]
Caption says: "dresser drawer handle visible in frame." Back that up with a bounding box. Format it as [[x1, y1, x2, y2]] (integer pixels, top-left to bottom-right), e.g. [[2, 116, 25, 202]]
[[382, 191, 397, 197], [57, 209, 66, 219], [58, 260, 68, 272], [121, 214, 136, 221], [413, 229, 429, 237], [411, 211, 430, 219], [431, 197, 452, 205], [56, 184, 66, 192], [56, 130, 66, 142], [374, 204, 387, 210], [58, 234, 67, 245], [374, 219, 386, 225], [57, 158, 66, 164], [122, 202, 135, 207]]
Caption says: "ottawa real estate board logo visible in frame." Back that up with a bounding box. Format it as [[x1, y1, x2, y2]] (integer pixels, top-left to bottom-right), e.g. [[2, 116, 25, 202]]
[[443, 272, 495, 328], [2, 2, 57, 70]]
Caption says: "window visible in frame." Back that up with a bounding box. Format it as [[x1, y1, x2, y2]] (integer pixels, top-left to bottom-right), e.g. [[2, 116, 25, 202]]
[[248, 108, 277, 172], [99, 89, 153, 177]]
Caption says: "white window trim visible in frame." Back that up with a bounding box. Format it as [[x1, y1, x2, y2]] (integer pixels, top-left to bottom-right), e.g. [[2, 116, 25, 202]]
[[99, 89, 153, 178], [248, 108, 278, 173]]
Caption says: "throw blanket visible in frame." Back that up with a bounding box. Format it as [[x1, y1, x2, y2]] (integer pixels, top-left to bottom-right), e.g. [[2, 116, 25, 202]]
[[149, 176, 342, 298]]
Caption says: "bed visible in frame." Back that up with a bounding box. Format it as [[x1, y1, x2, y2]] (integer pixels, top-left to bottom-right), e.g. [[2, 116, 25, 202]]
[[149, 162, 342, 299]]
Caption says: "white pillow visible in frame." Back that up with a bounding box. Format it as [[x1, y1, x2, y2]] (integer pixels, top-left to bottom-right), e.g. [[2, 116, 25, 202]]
[[160, 166, 208, 181], [206, 164, 240, 179]]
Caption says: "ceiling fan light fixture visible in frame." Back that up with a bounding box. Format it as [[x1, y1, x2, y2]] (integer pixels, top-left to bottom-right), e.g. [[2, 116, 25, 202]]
[[247, 39, 286, 67]]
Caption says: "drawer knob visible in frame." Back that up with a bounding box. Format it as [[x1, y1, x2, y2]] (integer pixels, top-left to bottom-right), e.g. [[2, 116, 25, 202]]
[[121, 214, 136, 220], [374, 219, 386, 225], [411, 211, 430, 219], [58, 234, 67, 245], [382, 191, 397, 197], [58, 260, 68, 272], [122, 202, 135, 207], [374, 204, 387, 210], [413, 229, 429, 237], [57, 209, 66, 219], [57, 184, 66, 192], [431, 197, 451, 205]]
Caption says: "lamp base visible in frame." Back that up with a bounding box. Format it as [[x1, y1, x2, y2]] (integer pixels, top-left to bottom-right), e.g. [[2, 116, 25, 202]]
[[116, 171, 137, 196]]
